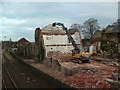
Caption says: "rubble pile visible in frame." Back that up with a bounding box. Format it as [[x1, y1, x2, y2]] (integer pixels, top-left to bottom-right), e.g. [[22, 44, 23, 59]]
[[102, 61, 118, 67], [75, 66, 101, 74], [44, 52, 118, 88], [63, 62, 117, 88], [60, 62, 80, 76], [64, 73, 112, 88], [47, 52, 72, 62], [23, 54, 118, 88], [93, 56, 119, 67], [60, 62, 80, 69]]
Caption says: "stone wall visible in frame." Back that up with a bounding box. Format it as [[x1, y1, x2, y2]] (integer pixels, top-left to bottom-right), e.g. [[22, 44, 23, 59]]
[[43, 57, 81, 76], [17, 43, 38, 59]]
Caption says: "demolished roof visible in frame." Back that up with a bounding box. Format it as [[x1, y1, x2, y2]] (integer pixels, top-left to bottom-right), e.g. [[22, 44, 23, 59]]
[[104, 25, 120, 33], [18, 38, 31, 44], [41, 24, 78, 35]]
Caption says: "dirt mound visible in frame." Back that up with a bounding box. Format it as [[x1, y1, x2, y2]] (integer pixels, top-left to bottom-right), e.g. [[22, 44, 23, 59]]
[[47, 52, 72, 62]]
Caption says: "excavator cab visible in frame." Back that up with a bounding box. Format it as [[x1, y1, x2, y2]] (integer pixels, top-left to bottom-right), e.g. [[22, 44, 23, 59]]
[[71, 50, 91, 63]]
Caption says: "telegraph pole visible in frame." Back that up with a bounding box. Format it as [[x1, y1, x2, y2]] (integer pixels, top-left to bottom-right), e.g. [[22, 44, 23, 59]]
[[4, 36, 6, 50]]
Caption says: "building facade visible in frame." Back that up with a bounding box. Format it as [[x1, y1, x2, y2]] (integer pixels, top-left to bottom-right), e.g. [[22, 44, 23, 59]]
[[17, 38, 38, 59], [35, 24, 81, 57]]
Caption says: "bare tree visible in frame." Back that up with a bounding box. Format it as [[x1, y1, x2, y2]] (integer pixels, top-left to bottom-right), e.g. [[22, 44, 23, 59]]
[[70, 24, 83, 30], [82, 18, 100, 42]]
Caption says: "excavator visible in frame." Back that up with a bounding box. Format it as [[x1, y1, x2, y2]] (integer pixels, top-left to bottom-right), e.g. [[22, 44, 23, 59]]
[[52, 22, 91, 63]]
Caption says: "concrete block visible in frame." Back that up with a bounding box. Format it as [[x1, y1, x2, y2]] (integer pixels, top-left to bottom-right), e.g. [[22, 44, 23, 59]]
[[60, 66, 66, 75], [60, 66, 76, 76], [106, 79, 120, 88], [44, 59, 52, 68], [51, 63, 60, 71]]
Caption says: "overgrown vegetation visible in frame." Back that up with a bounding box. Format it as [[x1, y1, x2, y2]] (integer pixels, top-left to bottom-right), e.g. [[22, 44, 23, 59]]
[[101, 41, 119, 58], [27, 52, 35, 59], [37, 41, 45, 63]]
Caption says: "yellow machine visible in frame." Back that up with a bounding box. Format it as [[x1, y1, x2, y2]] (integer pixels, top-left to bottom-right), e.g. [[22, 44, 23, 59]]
[[73, 52, 90, 58], [72, 52, 91, 63], [52, 22, 91, 63]]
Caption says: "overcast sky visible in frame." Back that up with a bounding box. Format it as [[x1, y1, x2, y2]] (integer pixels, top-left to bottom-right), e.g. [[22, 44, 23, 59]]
[[0, 2, 118, 42]]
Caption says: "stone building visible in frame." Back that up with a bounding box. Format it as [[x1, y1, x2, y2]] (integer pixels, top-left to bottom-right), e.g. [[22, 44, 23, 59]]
[[101, 25, 120, 55], [2, 41, 11, 50], [102, 25, 120, 43], [17, 38, 38, 59], [2, 40, 17, 51], [90, 25, 120, 55], [90, 30, 103, 54], [35, 24, 81, 57], [17, 37, 31, 45]]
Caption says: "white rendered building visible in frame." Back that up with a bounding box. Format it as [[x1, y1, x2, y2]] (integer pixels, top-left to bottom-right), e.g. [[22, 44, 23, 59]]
[[41, 24, 80, 55]]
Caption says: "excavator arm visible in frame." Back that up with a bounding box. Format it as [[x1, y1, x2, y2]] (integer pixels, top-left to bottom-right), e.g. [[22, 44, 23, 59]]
[[52, 22, 91, 63], [52, 22, 80, 51]]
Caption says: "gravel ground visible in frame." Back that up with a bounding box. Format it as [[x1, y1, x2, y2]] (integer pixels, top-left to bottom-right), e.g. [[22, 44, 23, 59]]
[[2, 64, 15, 88], [24, 58, 117, 88], [63, 61, 117, 88]]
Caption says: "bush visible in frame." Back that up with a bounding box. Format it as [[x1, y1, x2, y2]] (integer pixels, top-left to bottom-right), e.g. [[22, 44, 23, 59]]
[[101, 41, 119, 58], [37, 41, 45, 63]]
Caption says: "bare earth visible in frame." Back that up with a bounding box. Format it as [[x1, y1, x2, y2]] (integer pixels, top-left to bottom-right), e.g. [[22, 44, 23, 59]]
[[24, 58, 118, 88]]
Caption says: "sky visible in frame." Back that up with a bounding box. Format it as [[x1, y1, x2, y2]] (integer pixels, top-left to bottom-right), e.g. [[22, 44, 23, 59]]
[[0, 2, 118, 42]]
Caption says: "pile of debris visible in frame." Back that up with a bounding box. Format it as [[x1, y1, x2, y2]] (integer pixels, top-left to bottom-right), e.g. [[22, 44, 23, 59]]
[[75, 66, 101, 74], [45, 51, 119, 88], [63, 62, 117, 88], [47, 52, 72, 62], [60, 62, 81, 76], [92, 56, 119, 67], [64, 73, 112, 88]]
